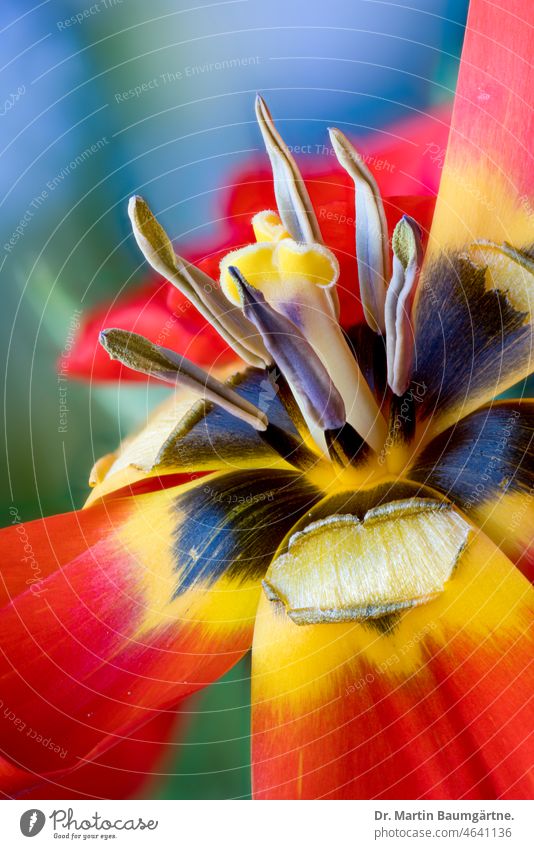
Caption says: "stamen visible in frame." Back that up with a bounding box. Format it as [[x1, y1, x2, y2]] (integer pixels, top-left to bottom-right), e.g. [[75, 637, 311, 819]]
[[128, 196, 270, 368], [259, 422, 319, 472], [99, 328, 268, 431], [255, 95, 339, 318], [255, 95, 322, 245], [228, 266, 346, 449], [324, 422, 370, 468], [329, 127, 390, 333], [270, 367, 313, 444], [385, 215, 423, 396]]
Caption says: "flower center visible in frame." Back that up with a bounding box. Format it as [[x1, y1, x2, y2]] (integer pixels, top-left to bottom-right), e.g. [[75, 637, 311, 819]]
[[103, 98, 430, 475]]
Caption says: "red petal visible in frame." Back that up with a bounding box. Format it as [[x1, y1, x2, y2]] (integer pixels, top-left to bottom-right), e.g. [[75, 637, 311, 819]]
[[16, 711, 181, 800], [0, 489, 255, 793], [0, 468, 316, 796], [67, 279, 234, 382], [429, 0, 533, 250]]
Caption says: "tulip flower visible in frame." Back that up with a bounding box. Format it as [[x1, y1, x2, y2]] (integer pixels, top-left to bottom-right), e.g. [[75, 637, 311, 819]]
[[1, 0, 532, 801]]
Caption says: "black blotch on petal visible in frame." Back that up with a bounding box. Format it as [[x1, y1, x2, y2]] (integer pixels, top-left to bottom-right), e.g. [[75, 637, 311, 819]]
[[155, 367, 298, 470], [363, 612, 401, 635], [171, 469, 322, 596], [409, 401, 534, 515], [412, 253, 528, 426], [345, 323, 388, 405]]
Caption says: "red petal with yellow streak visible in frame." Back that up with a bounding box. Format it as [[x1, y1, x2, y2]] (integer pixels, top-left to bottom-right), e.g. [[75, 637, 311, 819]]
[[429, 0, 533, 251], [0, 469, 319, 795], [252, 532, 534, 799]]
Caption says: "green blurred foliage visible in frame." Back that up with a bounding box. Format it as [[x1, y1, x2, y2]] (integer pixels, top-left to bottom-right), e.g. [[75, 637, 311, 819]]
[[151, 657, 252, 800]]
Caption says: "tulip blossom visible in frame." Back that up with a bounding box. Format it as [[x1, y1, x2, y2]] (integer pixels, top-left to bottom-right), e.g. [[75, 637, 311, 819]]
[[0, 0, 532, 801]]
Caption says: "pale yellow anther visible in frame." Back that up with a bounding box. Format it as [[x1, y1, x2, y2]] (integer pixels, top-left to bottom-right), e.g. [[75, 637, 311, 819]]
[[252, 210, 291, 243]]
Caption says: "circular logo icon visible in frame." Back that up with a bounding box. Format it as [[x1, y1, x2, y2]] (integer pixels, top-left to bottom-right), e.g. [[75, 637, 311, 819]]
[[20, 810, 46, 837]]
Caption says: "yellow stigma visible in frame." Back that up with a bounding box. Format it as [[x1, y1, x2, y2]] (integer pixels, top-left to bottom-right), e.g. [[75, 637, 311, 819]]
[[252, 210, 291, 242], [220, 228, 339, 306]]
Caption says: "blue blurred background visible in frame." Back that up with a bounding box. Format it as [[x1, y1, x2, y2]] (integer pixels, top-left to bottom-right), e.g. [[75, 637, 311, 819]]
[[0, 0, 468, 798]]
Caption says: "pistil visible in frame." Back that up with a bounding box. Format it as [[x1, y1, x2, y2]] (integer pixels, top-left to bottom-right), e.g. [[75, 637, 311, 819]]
[[229, 266, 346, 452]]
